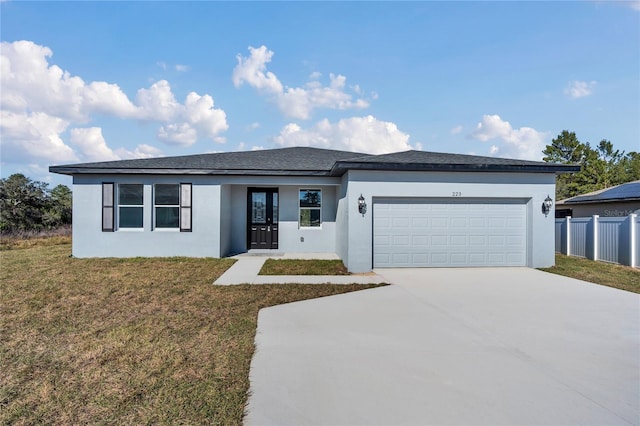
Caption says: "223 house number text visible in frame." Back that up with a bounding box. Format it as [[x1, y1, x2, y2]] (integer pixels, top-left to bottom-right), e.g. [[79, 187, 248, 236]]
[[451, 192, 462, 197]]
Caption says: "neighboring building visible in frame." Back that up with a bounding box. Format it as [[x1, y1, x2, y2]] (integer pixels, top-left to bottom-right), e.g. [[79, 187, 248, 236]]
[[49, 147, 578, 272], [555, 180, 640, 218]]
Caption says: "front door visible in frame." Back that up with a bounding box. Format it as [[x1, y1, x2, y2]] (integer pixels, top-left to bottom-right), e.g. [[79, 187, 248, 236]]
[[247, 188, 279, 250]]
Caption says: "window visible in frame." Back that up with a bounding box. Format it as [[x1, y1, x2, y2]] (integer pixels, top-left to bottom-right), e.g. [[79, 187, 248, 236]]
[[153, 183, 192, 231], [118, 184, 143, 228], [155, 184, 180, 228], [299, 189, 321, 227]]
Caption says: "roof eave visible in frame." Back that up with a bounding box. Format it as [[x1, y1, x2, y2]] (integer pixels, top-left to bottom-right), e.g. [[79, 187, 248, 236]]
[[329, 162, 580, 176], [48, 167, 331, 176], [560, 197, 640, 205]]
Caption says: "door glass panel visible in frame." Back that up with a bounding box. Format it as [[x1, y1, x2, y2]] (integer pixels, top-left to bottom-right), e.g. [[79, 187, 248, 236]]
[[272, 192, 278, 223], [252, 192, 266, 224]]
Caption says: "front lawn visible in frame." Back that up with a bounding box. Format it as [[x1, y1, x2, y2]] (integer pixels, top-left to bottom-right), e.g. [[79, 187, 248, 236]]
[[259, 258, 350, 275], [540, 254, 640, 294], [0, 238, 380, 425]]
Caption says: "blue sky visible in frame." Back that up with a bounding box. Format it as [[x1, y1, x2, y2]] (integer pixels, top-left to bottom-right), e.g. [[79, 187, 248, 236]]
[[1, 1, 639, 187]]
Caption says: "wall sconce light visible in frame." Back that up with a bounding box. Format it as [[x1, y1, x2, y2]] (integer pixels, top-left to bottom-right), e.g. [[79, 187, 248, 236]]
[[358, 194, 367, 215], [542, 195, 553, 216]]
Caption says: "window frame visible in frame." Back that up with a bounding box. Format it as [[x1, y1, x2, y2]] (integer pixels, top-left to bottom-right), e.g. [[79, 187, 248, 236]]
[[151, 183, 192, 231], [153, 184, 181, 230], [117, 183, 144, 230], [299, 188, 322, 228]]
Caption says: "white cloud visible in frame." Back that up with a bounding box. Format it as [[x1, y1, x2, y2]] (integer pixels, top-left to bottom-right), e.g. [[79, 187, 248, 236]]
[[232, 45, 370, 119], [157, 123, 198, 146], [470, 114, 547, 160], [564, 80, 596, 99], [115, 144, 163, 160], [621, 0, 640, 11], [183, 92, 228, 139], [232, 45, 283, 94], [0, 40, 227, 165], [70, 127, 163, 161], [137, 86, 228, 145], [274, 115, 418, 154], [237, 142, 265, 151], [70, 127, 120, 162], [450, 125, 463, 135], [1, 41, 87, 121], [175, 64, 190, 72], [84, 81, 139, 117], [0, 110, 77, 163], [135, 80, 179, 121]]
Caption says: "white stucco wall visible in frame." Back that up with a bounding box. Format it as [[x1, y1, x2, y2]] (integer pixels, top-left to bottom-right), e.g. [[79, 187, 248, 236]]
[[72, 175, 222, 257], [335, 177, 350, 265], [219, 184, 232, 257], [71, 171, 557, 270], [72, 175, 341, 258], [344, 170, 557, 273], [277, 185, 337, 253]]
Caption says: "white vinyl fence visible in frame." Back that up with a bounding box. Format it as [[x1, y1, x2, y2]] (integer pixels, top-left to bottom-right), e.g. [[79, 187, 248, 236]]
[[555, 214, 638, 268]]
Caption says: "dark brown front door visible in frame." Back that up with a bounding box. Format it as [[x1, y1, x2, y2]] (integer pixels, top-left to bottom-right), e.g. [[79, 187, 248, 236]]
[[247, 188, 278, 250]]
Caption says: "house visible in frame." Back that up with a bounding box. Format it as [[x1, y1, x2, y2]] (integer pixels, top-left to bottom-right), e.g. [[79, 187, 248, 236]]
[[49, 147, 578, 272], [555, 180, 640, 218]]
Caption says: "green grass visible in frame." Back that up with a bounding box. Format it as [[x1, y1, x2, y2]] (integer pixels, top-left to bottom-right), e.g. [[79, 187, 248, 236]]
[[0, 237, 381, 425], [540, 254, 640, 294], [259, 258, 350, 275]]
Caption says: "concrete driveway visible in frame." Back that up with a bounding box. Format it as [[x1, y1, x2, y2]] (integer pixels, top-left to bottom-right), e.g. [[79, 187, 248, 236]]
[[244, 268, 639, 426]]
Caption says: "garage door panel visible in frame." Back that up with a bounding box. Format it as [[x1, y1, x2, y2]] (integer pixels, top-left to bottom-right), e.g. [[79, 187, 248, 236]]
[[451, 253, 470, 264], [431, 253, 449, 265], [392, 253, 410, 265], [451, 235, 467, 246], [412, 235, 428, 246], [374, 199, 527, 268], [413, 253, 428, 263], [412, 217, 429, 227], [469, 217, 486, 227], [486, 253, 506, 263], [488, 235, 506, 246], [451, 217, 467, 228]]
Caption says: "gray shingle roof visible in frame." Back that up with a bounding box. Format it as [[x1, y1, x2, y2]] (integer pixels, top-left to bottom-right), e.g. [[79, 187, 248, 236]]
[[560, 180, 640, 204], [330, 150, 579, 174], [49, 147, 579, 176], [49, 147, 371, 176]]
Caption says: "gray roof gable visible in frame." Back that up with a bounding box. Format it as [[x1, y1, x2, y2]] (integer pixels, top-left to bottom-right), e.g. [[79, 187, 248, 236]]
[[49, 147, 578, 176]]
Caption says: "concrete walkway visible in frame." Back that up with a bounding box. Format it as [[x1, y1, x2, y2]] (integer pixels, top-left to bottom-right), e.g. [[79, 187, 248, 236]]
[[213, 253, 387, 285], [245, 268, 640, 425]]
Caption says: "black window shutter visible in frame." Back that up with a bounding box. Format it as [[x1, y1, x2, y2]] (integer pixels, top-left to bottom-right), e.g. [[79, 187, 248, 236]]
[[102, 183, 115, 232], [180, 183, 192, 232]]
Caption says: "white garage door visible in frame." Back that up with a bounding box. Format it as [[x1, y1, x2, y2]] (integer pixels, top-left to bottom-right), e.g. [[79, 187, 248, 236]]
[[374, 198, 527, 267]]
